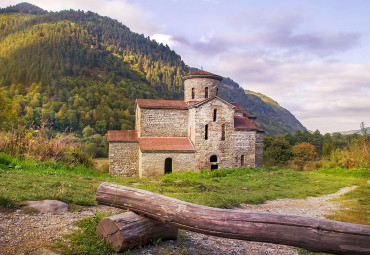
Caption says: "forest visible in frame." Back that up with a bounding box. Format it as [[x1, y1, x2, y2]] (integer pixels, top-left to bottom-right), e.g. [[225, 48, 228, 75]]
[[0, 2, 305, 142]]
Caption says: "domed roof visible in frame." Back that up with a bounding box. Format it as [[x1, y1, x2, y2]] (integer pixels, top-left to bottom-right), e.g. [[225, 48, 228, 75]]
[[183, 70, 223, 81]]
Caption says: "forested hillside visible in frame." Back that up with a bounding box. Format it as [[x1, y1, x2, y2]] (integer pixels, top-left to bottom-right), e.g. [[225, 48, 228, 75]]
[[0, 3, 305, 135]]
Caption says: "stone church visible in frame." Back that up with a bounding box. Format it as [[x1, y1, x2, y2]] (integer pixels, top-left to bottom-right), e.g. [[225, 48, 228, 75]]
[[107, 70, 264, 177]]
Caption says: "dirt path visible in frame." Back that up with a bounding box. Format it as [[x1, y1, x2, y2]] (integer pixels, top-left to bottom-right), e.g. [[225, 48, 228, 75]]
[[0, 186, 358, 255]]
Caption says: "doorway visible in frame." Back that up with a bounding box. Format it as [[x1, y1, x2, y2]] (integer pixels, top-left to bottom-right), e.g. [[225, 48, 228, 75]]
[[164, 158, 172, 174], [210, 155, 218, 170]]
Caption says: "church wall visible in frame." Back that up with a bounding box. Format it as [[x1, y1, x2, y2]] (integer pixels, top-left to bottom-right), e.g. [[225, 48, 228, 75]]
[[139, 151, 195, 178], [135, 106, 141, 136], [109, 141, 139, 177], [184, 78, 219, 102], [192, 99, 235, 170], [232, 131, 256, 167], [139, 108, 188, 137], [255, 132, 264, 167]]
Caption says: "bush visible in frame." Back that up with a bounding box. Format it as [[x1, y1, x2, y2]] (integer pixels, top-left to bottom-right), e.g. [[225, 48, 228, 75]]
[[324, 135, 370, 169], [264, 136, 292, 167], [0, 125, 93, 167]]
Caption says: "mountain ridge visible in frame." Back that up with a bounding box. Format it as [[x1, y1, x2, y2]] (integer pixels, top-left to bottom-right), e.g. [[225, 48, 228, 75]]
[[0, 3, 306, 135]]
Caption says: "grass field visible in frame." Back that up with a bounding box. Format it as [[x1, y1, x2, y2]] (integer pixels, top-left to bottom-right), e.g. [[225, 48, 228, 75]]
[[1, 153, 369, 254], [0, 153, 369, 215]]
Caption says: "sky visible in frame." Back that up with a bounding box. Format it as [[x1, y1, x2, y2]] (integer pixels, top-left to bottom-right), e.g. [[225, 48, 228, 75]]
[[1, 0, 370, 133]]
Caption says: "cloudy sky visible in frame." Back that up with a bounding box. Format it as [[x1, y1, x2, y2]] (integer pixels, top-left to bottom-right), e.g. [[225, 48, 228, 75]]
[[1, 0, 369, 133]]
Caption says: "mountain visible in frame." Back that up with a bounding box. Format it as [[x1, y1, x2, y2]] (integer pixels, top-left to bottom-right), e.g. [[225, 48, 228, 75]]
[[0, 3, 305, 135], [331, 127, 370, 135], [219, 78, 305, 134]]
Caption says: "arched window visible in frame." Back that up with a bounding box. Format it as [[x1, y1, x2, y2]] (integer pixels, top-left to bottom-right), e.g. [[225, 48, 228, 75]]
[[205, 87, 209, 98], [241, 155, 245, 166], [164, 158, 172, 174], [191, 88, 195, 99], [213, 109, 217, 122], [221, 124, 225, 140], [205, 124, 208, 140], [210, 155, 218, 170], [210, 155, 217, 162]]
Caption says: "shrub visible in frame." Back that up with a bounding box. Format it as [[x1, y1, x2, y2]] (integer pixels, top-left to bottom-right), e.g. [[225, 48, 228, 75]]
[[264, 137, 292, 167], [292, 142, 319, 161], [324, 135, 370, 169], [0, 125, 93, 167]]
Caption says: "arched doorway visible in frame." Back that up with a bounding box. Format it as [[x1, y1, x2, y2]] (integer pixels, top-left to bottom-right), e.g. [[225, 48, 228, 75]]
[[164, 158, 172, 174], [210, 155, 218, 170]]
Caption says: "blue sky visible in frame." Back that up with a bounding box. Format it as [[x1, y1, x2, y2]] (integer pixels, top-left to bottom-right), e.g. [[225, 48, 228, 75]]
[[1, 0, 369, 133]]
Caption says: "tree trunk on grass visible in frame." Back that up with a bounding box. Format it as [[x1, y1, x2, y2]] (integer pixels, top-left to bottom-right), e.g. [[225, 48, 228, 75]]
[[96, 182, 370, 255], [96, 211, 178, 252]]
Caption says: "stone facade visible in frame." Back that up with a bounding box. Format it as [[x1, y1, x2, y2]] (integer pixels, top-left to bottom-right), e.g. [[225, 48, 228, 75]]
[[139, 151, 195, 178], [184, 77, 221, 102], [108, 70, 264, 178], [109, 141, 139, 177], [138, 108, 188, 137]]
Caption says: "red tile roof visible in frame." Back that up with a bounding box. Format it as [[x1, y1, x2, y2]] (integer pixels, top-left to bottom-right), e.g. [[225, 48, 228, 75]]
[[230, 102, 245, 111], [136, 99, 188, 109], [234, 116, 263, 132], [107, 130, 138, 142], [138, 137, 195, 151], [183, 70, 223, 81], [243, 112, 257, 119]]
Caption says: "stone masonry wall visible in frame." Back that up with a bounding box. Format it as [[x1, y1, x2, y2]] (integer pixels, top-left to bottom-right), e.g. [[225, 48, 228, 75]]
[[232, 131, 256, 167], [109, 142, 139, 177], [139, 108, 188, 137], [135, 106, 141, 136], [139, 151, 195, 178], [192, 98, 235, 170], [184, 78, 220, 102], [255, 132, 264, 167]]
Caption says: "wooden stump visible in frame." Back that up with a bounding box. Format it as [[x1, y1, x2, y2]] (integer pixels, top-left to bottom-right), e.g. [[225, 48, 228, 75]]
[[96, 211, 178, 252], [96, 182, 370, 255]]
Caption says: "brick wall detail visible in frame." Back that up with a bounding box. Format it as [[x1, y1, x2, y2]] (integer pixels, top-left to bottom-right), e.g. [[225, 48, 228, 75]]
[[139, 108, 188, 137], [109, 142, 139, 177], [139, 151, 195, 178]]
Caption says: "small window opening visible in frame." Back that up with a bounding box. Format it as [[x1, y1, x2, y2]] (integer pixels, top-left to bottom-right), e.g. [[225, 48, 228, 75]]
[[210, 155, 218, 170], [241, 155, 245, 166], [210, 155, 217, 162], [216, 88, 219, 96], [205, 87, 209, 98], [192, 88, 195, 99], [213, 109, 217, 122], [221, 124, 225, 140], [164, 158, 172, 174], [205, 124, 208, 140]]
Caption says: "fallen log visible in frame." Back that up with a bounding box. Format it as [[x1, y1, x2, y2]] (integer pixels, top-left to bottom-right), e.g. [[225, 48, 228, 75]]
[[96, 182, 370, 255], [96, 211, 178, 252]]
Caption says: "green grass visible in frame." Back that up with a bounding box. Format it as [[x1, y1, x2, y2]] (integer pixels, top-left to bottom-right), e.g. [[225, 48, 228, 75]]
[[1, 152, 369, 255], [0, 152, 369, 210], [54, 212, 117, 255]]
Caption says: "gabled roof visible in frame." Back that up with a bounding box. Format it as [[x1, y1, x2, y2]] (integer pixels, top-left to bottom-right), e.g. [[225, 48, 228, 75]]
[[230, 102, 257, 119], [183, 70, 223, 81], [138, 137, 195, 152], [230, 102, 245, 111], [234, 116, 264, 132], [107, 130, 138, 142], [188, 96, 235, 109], [136, 99, 188, 109]]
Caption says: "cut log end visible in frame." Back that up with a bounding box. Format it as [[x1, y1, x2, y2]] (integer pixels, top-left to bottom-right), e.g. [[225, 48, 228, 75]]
[[97, 211, 178, 252]]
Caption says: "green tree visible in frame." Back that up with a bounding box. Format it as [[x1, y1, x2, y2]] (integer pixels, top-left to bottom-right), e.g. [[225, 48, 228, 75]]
[[264, 135, 292, 167]]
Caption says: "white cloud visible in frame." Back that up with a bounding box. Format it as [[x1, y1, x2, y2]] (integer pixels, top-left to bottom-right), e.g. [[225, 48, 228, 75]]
[[151, 34, 176, 47], [2, 0, 164, 35]]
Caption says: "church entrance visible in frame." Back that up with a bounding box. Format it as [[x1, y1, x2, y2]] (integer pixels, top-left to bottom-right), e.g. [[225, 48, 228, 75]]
[[210, 155, 218, 170], [164, 158, 172, 174]]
